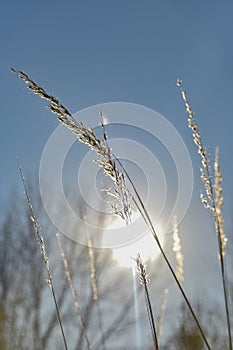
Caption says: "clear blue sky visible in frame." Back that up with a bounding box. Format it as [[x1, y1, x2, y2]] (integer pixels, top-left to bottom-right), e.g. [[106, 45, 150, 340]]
[[1, 0, 233, 227]]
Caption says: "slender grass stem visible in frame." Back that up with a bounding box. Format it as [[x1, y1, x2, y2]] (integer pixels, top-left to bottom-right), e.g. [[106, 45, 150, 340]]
[[206, 164, 232, 350], [56, 232, 90, 350], [157, 288, 169, 338], [12, 70, 211, 349], [115, 157, 212, 350], [178, 81, 232, 350], [87, 234, 106, 350], [134, 254, 159, 350], [144, 283, 159, 350], [17, 161, 68, 350]]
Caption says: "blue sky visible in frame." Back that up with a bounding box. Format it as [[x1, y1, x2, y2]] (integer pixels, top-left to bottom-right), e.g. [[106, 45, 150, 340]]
[[1, 1, 233, 346], [1, 1, 233, 224], [0, 1, 232, 214]]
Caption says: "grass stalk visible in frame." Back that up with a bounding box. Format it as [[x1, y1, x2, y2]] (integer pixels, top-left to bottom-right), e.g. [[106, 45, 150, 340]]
[[134, 253, 159, 350], [86, 234, 106, 350], [13, 69, 211, 349], [115, 157, 212, 350], [17, 161, 68, 350], [56, 232, 91, 350], [177, 80, 232, 350], [157, 288, 169, 338], [172, 215, 184, 286]]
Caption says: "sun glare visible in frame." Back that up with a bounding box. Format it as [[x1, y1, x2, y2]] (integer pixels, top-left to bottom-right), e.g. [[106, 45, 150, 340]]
[[102, 213, 164, 267]]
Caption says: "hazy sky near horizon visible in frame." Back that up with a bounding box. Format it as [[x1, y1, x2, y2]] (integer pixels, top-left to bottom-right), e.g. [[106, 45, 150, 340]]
[[1, 1, 233, 225]]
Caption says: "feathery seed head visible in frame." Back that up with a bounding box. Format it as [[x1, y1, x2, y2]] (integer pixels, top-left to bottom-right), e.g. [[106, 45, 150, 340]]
[[12, 68, 132, 224]]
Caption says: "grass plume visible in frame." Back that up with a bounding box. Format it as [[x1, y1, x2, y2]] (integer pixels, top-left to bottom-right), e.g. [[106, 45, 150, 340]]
[[214, 147, 227, 259], [134, 253, 159, 350], [12, 69, 211, 349], [11, 68, 131, 224], [56, 232, 90, 350], [177, 79, 232, 350], [157, 288, 169, 338], [172, 215, 184, 285], [17, 161, 68, 350], [86, 234, 106, 350]]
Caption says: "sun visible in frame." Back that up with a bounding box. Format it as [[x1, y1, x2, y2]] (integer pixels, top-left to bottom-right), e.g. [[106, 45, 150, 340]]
[[102, 212, 164, 267]]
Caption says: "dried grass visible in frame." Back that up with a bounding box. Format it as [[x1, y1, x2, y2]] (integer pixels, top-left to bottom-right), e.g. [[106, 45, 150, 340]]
[[11, 68, 131, 225], [17, 161, 69, 350], [12, 70, 221, 349], [56, 232, 90, 350], [134, 253, 159, 350], [178, 79, 232, 350], [172, 215, 184, 286]]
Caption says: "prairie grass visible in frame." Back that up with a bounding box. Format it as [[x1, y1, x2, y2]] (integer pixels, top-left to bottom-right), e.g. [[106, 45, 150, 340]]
[[172, 215, 184, 286], [56, 232, 90, 350], [86, 233, 106, 350], [134, 253, 159, 350], [10, 70, 232, 349], [17, 161, 69, 350], [178, 80, 232, 350], [156, 288, 169, 338]]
